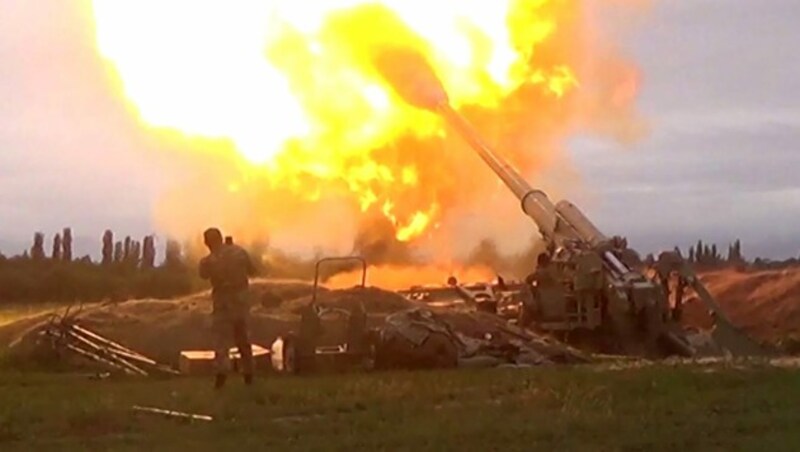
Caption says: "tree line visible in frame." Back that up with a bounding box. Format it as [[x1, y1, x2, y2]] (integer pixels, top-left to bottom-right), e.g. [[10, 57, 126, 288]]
[[0, 228, 325, 305], [686, 239, 745, 267], [3, 229, 797, 305], [644, 238, 799, 270], [0, 229, 204, 304]]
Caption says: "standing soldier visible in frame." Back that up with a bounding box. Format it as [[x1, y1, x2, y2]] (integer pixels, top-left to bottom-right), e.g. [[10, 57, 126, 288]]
[[519, 253, 556, 327], [199, 228, 256, 389]]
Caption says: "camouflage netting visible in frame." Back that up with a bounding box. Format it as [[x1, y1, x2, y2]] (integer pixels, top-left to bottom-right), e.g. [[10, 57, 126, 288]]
[[438, 311, 590, 364], [376, 308, 590, 369]]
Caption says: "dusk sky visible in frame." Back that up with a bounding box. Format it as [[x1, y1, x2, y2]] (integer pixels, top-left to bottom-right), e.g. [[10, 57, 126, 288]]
[[1, 0, 798, 259], [572, 0, 800, 258]]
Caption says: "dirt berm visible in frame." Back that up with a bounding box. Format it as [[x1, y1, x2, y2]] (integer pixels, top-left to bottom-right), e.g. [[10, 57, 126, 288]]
[[0, 280, 413, 365], [1, 279, 584, 368], [683, 267, 800, 343]]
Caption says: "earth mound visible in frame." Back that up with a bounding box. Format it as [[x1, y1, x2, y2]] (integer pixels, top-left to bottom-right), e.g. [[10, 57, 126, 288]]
[[0, 281, 421, 367], [685, 267, 800, 342], [280, 286, 418, 314]]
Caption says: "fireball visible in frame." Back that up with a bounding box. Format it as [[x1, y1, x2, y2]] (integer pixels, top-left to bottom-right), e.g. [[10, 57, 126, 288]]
[[91, 0, 639, 250]]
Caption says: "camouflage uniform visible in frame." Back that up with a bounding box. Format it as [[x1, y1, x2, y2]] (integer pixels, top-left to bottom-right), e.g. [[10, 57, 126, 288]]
[[199, 244, 255, 376], [521, 264, 561, 323]]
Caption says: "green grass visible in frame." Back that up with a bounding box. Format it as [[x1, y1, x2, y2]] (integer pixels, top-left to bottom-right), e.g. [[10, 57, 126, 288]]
[[0, 364, 798, 451]]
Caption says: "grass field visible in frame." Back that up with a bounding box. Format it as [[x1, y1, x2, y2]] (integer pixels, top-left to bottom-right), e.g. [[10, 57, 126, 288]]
[[0, 364, 798, 451]]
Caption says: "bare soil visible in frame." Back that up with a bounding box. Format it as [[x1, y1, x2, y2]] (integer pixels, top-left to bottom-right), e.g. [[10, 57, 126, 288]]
[[0, 280, 420, 366], [683, 267, 800, 342]]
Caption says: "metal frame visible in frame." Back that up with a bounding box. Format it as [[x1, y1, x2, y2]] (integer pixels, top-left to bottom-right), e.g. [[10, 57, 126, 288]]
[[311, 256, 367, 303]]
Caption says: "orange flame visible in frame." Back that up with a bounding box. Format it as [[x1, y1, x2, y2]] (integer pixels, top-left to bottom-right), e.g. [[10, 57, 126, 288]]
[[91, 1, 643, 250], [326, 264, 496, 291]]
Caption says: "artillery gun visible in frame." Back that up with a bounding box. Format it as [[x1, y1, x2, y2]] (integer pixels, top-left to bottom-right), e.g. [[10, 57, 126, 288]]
[[375, 48, 764, 358]]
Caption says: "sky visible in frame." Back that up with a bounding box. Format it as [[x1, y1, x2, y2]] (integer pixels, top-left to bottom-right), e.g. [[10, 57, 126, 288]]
[[1, 0, 798, 259], [570, 0, 800, 258]]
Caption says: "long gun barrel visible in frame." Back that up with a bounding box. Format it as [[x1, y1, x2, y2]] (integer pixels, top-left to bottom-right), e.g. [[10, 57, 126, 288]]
[[437, 105, 559, 242], [437, 104, 608, 250], [372, 47, 607, 249]]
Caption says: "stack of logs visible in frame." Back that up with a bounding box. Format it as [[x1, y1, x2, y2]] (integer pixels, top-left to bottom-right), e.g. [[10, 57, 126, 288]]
[[40, 315, 179, 377]]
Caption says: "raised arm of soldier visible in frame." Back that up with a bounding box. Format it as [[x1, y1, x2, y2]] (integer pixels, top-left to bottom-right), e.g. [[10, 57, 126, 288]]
[[225, 236, 257, 278]]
